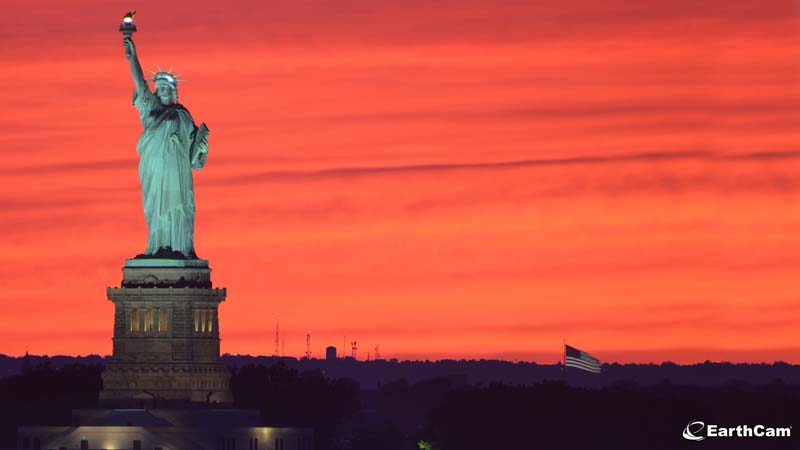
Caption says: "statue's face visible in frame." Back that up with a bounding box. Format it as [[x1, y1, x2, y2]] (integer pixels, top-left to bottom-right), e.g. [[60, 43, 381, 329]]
[[156, 84, 176, 105]]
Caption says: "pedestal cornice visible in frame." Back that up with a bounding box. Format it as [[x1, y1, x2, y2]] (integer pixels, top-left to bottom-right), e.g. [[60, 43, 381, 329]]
[[107, 286, 227, 301]]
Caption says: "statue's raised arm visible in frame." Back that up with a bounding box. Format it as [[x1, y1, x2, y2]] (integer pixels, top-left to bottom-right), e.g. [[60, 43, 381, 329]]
[[123, 38, 147, 94]]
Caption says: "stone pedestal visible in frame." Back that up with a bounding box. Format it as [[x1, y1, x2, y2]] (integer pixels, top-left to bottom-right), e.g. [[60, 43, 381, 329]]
[[100, 258, 233, 406]]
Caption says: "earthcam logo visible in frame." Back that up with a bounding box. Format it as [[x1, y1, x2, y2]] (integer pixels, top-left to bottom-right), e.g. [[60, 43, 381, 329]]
[[683, 420, 792, 441], [683, 421, 707, 441]]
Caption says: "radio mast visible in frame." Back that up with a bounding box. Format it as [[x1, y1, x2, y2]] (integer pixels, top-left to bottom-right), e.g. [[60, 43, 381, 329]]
[[273, 317, 279, 357]]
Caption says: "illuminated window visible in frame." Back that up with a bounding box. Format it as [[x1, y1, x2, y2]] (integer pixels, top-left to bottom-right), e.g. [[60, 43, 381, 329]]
[[194, 309, 215, 333], [130, 309, 140, 333], [144, 309, 154, 332], [158, 309, 169, 332]]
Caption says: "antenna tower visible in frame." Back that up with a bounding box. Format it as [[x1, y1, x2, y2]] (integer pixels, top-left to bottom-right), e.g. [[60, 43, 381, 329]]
[[273, 317, 279, 357], [351, 341, 358, 359], [305, 330, 312, 359], [374, 345, 381, 360]]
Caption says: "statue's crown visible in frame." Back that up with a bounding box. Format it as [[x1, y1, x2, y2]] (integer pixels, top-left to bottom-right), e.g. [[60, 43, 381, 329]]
[[147, 66, 183, 88]]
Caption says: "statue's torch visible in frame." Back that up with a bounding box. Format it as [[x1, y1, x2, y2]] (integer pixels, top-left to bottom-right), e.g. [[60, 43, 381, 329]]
[[119, 11, 137, 39]]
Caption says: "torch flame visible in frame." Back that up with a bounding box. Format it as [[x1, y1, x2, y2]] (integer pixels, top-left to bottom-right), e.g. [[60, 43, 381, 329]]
[[123, 10, 136, 24]]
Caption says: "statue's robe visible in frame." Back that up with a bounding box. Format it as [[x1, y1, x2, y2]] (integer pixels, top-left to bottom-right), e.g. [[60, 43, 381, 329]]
[[133, 87, 200, 257]]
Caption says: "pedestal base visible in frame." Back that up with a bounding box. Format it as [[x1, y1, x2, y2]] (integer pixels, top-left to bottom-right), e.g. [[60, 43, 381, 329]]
[[101, 259, 233, 405], [100, 362, 233, 406]]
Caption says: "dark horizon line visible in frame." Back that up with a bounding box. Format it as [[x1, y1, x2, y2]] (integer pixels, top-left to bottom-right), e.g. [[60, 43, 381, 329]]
[[3, 352, 798, 367]]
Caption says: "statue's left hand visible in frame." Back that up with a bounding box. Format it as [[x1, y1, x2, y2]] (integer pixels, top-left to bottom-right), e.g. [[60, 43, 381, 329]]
[[191, 123, 210, 170], [192, 136, 209, 170], [197, 136, 208, 153]]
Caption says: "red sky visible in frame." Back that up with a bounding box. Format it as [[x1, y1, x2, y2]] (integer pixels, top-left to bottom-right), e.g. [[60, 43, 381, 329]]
[[3, 0, 800, 363]]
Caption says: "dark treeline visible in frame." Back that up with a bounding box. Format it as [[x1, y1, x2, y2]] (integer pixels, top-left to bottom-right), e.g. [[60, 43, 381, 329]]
[[3, 353, 800, 388], [231, 363, 360, 449], [224, 356, 800, 388], [0, 354, 106, 379], [2, 361, 799, 450], [0, 362, 103, 449]]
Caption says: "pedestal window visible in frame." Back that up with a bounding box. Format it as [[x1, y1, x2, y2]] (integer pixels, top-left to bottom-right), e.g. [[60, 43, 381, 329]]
[[158, 308, 169, 332], [130, 308, 140, 333], [194, 309, 215, 334], [144, 308, 154, 332]]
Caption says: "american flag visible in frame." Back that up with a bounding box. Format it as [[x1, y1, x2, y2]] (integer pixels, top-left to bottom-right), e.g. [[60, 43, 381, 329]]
[[565, 344, 602, 373]]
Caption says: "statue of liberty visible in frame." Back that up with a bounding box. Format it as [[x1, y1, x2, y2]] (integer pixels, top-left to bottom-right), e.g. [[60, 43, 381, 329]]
[[123, 36, 208, 259]]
